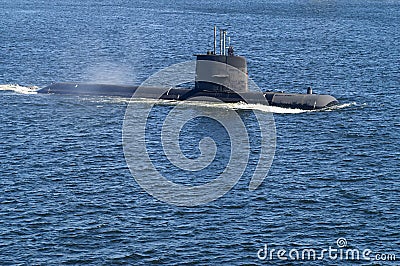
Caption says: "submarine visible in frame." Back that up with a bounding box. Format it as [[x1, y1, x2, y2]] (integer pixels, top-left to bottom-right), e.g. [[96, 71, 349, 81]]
[[38, 27, 338, 110]]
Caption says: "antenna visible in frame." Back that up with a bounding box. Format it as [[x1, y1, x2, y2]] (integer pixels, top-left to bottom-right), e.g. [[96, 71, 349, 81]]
[[219, 29, 223, 55], [222, 29, 227, 55], [213, 25, 216, 55]]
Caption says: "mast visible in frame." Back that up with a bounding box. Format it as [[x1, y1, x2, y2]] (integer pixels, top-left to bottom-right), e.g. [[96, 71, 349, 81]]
[[213, 25, 217, 55], [219, 29, 223, 55]]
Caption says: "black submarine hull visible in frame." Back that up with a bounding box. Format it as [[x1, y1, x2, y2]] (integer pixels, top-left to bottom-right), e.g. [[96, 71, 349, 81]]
[[38, 82, 338, 110]]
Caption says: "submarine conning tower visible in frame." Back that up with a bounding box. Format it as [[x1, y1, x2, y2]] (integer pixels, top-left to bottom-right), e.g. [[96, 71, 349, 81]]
[[195, 26, 248, 93]]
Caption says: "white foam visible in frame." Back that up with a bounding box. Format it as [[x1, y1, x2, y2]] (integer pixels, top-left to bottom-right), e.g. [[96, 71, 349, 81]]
[[71, 95, 356, 114], [127, 98, 309, 114], [323, 102, 358, 112], [0, 84, 38, 94], [141, 99, 356, 114], [232, 102, 308, 114]]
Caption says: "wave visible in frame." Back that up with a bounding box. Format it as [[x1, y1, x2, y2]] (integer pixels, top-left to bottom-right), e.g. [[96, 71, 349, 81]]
[[0, 84, 38, 94], [125, 98, 316, 114], [323, 102, 358, 112], [80, 96, 357, 114], [232, 102, 308, 114]]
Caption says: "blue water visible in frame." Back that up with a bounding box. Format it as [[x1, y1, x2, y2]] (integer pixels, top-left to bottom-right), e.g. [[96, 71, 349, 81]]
[[1, 0, 399, 264]]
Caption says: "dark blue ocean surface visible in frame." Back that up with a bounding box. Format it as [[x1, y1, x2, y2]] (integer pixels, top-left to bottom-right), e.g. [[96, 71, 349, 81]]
[[1, 0, 399, 265]]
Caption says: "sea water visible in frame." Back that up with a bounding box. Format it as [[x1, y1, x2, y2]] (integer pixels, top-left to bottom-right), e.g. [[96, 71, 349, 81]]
[[0, 0, 399, 264]]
